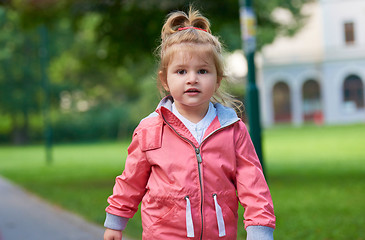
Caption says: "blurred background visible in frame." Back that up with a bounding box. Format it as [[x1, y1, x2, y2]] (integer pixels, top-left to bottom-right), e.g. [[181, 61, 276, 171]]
[[0, 0, 364, 239], [0, 0, 313, 145]]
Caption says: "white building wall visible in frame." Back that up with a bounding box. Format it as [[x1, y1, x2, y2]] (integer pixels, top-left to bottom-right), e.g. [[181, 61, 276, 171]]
[[322, 59, 365, 124], [320, 0, 365, 124], [261, 64, 322, 126], [321, 0, 365, 60], [260, 0, 365, 126]]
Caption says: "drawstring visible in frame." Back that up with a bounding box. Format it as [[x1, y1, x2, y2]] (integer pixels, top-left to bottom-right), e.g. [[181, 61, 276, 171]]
[[213, 194, 226, 237], [185, 194, 226, 238], [185, 196, 195, 237]]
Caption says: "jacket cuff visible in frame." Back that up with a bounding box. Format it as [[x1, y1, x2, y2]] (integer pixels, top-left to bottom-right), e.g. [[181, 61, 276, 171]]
[[246, 226, 274, 240], [104, 213, 129, 231]]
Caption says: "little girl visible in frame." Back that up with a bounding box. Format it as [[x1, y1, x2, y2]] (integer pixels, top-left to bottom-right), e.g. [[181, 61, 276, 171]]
[[104, 8, 275, 240]]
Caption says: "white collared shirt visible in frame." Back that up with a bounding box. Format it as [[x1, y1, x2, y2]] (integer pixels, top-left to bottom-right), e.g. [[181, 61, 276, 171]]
[[172, 102, 217, 144]]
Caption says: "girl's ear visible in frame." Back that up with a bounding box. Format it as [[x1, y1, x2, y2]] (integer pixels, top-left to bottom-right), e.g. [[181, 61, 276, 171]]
[[216, 76, 222, 91], [159, 70, 170, 91]]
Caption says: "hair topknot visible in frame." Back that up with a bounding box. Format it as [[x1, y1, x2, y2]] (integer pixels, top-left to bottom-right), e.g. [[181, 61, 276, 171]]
[[161, 7, 211, 41]]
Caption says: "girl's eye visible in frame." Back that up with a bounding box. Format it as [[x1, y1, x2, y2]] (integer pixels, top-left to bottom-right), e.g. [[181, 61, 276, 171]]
[[198, 69, 208, 74], [177, 70, 187, 75]]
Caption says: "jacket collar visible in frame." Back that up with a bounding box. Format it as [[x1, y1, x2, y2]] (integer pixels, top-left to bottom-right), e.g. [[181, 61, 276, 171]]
[[213, 102, 240, 128], [140, 96, 241, 147], [156, 95, 240, 128], [152, 95, 240, 127]]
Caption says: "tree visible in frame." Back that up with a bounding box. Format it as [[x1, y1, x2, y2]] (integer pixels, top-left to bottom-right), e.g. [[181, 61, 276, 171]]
[[0, 0, 313, 143], [0, 9, 42, 143], [1, 0, 313, 63], [0, 7, 74, 143]]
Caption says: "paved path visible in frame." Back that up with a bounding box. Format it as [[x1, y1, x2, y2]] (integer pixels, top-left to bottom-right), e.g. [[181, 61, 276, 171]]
[[0, 176, 130, 240]]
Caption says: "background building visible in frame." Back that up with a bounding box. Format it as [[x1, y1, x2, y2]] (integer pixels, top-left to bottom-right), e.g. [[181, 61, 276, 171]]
[[259, 0, 365, 126]]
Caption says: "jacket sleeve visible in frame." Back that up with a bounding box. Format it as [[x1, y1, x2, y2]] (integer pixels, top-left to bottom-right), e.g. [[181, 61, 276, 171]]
[[105, 128, 151, 219], [104, 213, 129, 231], [235, 122, 276, 230]]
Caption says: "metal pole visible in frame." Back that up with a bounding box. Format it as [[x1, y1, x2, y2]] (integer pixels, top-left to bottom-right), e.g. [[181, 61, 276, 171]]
[[239, 0, 265, 174], [38, 25, 53, 164]]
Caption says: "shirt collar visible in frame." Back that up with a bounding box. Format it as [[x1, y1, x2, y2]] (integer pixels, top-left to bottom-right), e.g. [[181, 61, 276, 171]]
[[172, 102, 216, 130]]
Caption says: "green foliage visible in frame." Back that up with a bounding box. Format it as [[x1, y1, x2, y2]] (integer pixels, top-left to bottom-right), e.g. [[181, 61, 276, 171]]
[[0, 9, 38, 113], [2, 0, 313, 58], [48, 74, 160, 142], [0, 7, 158, 143], [0, 8, 43, 143], [0, 7, 78, 143], [1, 124, 364, 239], [0, 1, 314, 144], [51, 103, 131, 142], [0, 114, 11, 142]]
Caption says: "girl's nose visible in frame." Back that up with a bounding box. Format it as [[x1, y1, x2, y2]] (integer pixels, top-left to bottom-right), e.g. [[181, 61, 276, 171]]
[[186, 72, 198, 84]]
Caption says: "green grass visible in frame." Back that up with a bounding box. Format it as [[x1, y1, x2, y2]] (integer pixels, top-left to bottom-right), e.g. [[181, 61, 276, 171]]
[[1, 124, 365, 239], [0, 142, 129, 226], [261, 124, 365, 240]]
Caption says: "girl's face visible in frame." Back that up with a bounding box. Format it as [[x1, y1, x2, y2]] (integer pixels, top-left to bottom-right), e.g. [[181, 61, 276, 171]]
[[160, 44, 221, 119]]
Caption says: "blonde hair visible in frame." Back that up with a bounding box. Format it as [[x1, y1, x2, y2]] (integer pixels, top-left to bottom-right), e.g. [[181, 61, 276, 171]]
[[156, 7, 243, 117]]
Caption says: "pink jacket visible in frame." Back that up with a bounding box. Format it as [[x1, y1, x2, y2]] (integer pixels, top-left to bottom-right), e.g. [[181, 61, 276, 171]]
[[106, 97, 275, 239]]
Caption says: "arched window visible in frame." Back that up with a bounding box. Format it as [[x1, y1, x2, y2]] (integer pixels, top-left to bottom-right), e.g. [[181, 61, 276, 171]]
[[273, 82, 291, 123], [302, 79, 322, 122], [343, 75, 364, 109]]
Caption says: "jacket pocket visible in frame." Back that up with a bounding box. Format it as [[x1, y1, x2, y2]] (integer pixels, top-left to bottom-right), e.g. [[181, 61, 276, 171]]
[[141, 197, 178, 231], [142, 195, 189, 239]]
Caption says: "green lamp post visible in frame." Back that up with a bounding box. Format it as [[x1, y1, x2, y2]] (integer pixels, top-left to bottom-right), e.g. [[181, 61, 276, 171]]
[[239, 0, 265, 174]]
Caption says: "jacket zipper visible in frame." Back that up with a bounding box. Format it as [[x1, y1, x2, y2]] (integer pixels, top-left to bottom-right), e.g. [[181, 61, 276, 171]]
[[161, 113, 240, 239], [194, 147, 204, 240], [162, 115, 205, 238]]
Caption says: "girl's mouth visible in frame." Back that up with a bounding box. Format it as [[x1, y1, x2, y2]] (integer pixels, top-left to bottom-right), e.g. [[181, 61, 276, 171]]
[[185, 88, 200, 93]]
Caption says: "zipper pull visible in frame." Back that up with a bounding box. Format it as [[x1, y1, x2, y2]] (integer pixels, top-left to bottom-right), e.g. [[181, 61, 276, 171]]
[[195, 148, 202, 163]]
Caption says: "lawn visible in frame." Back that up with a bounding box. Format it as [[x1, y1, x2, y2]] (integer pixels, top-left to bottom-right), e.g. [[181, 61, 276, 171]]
[[261, 124, 365, 240], [1, 124, 365, 239]]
